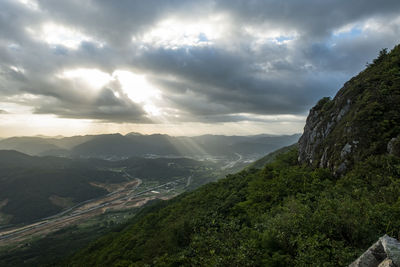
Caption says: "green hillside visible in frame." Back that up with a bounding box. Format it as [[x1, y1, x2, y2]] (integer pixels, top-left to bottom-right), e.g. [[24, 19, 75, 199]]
[[65, 148, 399, 266], [62, 46, 400, 266], [249, 144, 297, 169]]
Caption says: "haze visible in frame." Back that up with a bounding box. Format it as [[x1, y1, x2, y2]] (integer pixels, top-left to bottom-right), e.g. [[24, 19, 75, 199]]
[[1, 0, 400, 137]]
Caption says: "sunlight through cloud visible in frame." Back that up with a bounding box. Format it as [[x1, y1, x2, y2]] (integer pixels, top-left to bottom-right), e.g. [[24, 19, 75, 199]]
[[17, 0, 39, 11], [112, 70, 162, 116], [244, 25, 298, 48], [55, 68, 163, 117], [27, 23, 103, 49], [57, 68, 112, 89], [134, 15, 229, 49]]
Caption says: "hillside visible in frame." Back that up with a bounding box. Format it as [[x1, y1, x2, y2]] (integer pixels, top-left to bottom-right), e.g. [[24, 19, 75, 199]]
[[64, 46, 400, 266], [249, 144, 297, 169]]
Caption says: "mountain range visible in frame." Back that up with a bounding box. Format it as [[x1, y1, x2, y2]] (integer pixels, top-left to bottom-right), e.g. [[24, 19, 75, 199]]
[[0, 133, 300, 159]]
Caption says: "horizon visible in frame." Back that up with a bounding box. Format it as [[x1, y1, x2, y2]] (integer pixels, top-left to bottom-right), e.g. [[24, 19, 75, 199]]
[[1, 0, 400, 137], [0, 130, 302, 139]]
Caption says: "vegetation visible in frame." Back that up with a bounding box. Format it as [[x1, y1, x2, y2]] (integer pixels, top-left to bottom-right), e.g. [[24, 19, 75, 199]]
[[307, 45, 400, 170], [65, 148, 400, 266], [249, 144, 297, 169], [0, 209, 140, 267]]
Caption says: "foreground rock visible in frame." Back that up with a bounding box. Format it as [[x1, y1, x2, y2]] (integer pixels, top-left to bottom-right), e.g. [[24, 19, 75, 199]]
[[349, 235, 400, 267]]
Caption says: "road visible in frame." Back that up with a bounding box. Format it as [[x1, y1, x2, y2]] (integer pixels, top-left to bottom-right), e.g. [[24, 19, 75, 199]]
[[0, 176, 188, 244], [221, 153, 243, 170]]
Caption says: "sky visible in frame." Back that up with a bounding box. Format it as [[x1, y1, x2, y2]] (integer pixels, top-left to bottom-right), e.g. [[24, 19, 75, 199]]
[[0, 0, 400, 137]]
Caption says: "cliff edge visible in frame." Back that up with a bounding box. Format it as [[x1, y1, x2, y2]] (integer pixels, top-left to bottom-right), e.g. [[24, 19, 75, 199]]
[[298, 46, 400, 174]]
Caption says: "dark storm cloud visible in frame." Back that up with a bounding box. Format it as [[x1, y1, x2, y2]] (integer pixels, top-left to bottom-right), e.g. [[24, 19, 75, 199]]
[[0, 0, 400, 123], [215, 0, 400, 38]]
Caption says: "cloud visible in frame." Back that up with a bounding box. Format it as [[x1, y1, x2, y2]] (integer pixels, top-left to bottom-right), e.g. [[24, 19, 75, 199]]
[[0, 109, 8, 114], [0, 0, 400, 126]]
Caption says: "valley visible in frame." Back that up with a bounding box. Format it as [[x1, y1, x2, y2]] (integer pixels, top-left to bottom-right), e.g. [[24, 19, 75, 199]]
[[0, 147, 266, 266], [0, 174, 190, 245]]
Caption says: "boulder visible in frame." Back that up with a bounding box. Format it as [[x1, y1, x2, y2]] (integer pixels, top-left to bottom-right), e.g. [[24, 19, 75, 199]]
[[349, 235, 400, 267]]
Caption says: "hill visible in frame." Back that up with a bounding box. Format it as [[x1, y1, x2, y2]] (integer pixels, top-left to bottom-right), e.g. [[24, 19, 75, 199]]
[[64, 45, 400, 266], [0, 135, 94, 156]]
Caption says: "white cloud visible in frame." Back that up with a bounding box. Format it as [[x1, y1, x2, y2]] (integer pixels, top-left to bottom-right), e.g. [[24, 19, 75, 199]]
[[17, 0, 39, 11], [134, 14, 230, 49], [57, 68, 112, 89], [243, 25, 298, 49], [26, 23, 104, 49]]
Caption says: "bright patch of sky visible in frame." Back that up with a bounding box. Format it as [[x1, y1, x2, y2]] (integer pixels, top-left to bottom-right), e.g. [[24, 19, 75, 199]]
[[244, 26, 298, 50], [57, 68, 112, 89], [26, 23, 104, 50], [9, 65, 25, 74], [17, 0, 39, 11], [56, 68, 162, 117], [113, 70, 162, 116], [333, 23, 363, 39], [135, 15, 229, 49]]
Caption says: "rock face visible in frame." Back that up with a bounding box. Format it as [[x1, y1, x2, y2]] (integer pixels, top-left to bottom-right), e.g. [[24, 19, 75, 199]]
[[349, 235, 400, 267], [298, 93, 353, 174], [298, 46, 400, 175], [387, 135, 400, 157]]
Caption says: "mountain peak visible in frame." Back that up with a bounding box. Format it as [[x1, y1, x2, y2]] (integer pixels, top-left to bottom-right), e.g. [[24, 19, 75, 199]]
[[298, 45, 400, 174]]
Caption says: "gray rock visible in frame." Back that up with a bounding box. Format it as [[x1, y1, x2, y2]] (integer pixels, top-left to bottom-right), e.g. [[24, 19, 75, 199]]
[[378, 259, 395, 267], [381, 235, 400, 265], [336, 101, 350, 122], [336, 161, 347, 175], [349, 235, 400, 267], [387, 136, 400, 156], [319, 148, 328, 168], [341, 143, 352, 159]]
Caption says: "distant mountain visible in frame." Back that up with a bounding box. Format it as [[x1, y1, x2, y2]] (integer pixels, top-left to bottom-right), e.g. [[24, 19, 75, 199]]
[[0, 133, 300, 159], [70, 133, 300, 159], [0, 135, 95, 156], [71, 133, 181, 158], [0, 137, 62, 156], [0, 150, 70, 169]]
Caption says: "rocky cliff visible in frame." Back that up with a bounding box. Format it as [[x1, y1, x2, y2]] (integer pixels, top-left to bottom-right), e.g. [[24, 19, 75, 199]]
[[298, 46, 400, 174]]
